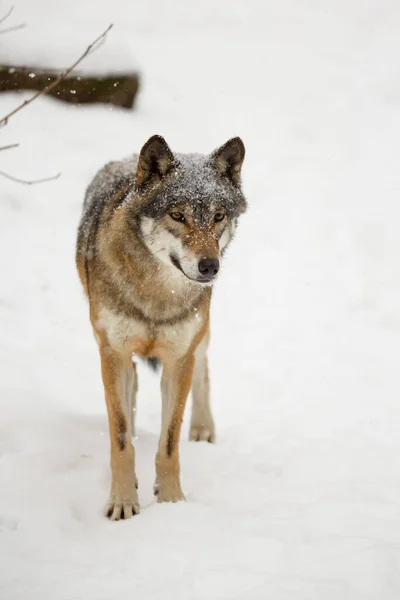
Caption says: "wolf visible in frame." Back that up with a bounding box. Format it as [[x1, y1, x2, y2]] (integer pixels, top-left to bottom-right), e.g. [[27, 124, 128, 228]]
[[76, 135, 246, 519]]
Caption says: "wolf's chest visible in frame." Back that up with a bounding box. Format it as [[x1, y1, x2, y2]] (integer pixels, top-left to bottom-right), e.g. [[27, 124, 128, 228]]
[[95, 306, 203, 361]]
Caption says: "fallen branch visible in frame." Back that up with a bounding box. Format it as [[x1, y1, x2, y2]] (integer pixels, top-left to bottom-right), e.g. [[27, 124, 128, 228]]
[[0, 23, 114, 127], [0, 66, 139, 109], [0, 169, 60, 185]]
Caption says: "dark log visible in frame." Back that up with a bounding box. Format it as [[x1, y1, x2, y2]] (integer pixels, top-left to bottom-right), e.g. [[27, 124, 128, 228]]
[[0, 64, 140, 109]]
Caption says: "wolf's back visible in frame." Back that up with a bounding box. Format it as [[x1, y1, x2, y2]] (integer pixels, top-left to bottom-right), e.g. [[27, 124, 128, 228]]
[[76, 155, 138, 275], [83, 155, 139, 216]]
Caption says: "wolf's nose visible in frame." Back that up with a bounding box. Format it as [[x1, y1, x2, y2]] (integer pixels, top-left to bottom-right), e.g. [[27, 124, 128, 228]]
[[198, 258, 220, 278]]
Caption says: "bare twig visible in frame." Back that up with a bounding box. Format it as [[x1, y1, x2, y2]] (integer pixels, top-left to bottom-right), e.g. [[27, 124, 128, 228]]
[[0, 143, 19, 151], [0, 23, 26, 35], [0, 5, 13, 26], [0, 23, 113, 127], [0, 169, 61, 185]]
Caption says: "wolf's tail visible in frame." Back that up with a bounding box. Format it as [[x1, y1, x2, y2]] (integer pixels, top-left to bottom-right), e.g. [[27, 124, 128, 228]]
[[145, 357, 161, 372]]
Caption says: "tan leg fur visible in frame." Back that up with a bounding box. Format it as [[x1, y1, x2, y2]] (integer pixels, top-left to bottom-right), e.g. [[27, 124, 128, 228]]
[[97, 331, 140, 520]]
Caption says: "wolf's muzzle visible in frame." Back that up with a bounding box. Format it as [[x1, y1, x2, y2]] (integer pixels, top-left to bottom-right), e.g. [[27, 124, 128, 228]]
[[170, 254, 218, 284]]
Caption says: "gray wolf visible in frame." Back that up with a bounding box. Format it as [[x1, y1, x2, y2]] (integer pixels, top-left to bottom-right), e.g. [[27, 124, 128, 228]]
[[76, 135, 246, 519]]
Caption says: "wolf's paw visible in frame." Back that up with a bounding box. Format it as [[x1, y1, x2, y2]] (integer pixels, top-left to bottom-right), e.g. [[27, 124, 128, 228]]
[[189, 423, 215, 443], [154, 480, 186, 503], [104, 490, 140, 521]]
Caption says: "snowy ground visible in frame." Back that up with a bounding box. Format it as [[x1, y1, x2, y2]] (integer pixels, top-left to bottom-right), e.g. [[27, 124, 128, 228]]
[[1, 1, 400, 598]]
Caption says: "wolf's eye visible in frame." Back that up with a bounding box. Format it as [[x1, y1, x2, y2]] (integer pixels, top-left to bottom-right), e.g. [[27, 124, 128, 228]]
[[170, 212, 185, 222], [214, 212, 225, 223]]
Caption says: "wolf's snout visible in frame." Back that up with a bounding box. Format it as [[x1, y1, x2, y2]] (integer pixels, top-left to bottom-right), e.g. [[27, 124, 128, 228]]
[[198, 258, 220, 279]]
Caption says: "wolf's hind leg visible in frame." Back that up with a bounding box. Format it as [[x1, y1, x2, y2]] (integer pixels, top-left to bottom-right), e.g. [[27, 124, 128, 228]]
[[98, 338, 139, 520], [155, 352, 195, 502], [126, 360, 139, 490], [189, 334, 215, 443]]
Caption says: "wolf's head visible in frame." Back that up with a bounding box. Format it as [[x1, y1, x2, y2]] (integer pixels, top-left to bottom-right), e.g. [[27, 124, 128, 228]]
[[134, 135, 246, 286]]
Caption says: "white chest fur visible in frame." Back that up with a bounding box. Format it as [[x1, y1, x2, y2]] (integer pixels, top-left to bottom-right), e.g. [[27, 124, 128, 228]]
[[96, 306, 204, 360]]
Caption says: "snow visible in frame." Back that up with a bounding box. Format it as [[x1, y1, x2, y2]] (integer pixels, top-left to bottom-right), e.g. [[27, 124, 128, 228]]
[[0, 5, 137, 74], [1, 0, 400, 598]]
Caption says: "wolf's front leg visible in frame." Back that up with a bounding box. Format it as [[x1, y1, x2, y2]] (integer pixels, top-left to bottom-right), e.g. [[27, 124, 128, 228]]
[[189, 334, 215, 443], [155, 353, 195, 503], [127, 360, 138, 438], [98, 341, 140, 520]]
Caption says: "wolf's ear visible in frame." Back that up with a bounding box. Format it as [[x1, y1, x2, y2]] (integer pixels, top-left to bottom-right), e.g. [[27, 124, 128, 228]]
[[210, 137, 245, 186], [136, 135, 175, 188]]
